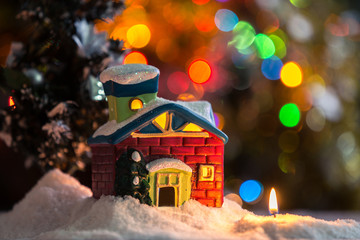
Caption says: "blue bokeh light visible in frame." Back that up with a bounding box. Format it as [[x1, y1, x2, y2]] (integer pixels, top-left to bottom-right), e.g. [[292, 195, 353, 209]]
[[261, 56, 283, 80], [239, 180, 264, 203], [215, 9, 239, 32]]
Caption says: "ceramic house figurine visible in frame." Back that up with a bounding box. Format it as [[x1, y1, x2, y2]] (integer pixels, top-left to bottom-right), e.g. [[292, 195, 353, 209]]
[[88, 64, 228, 207]]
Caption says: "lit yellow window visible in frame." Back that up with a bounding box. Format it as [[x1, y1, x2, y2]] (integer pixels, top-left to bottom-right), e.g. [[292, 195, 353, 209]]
[[198, 165, 215, 181], [153, 112, 168, 131], [182, 123, 203, 132], [129, 98, 144, 111]]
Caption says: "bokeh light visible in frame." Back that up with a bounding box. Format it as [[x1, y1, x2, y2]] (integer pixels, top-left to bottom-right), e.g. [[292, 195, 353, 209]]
[[239, 180, 264, 203], [287, 14, 313, 42], [126, 24, 151, 48], [278, 130, 300, 153], [229, 21, 256, 51], [261, 56, 283, 80], [279, 103, 301, 127], [192, 0, 210, 5], [167, 72, 190, 95], [215, 9, 239, 32], [123, 51, 148, 64], [289, 0, 311, 8], [278, 152, 296, 174], [214, 112, 225, 130], [280, 62, 303, 87], [269, 34, 287, 59], [8, 96, 15, 107], [253, 34, 275, 59], [188, 59, 212, 84], [306, 107, 326, 132], [156, 38, 179, 63]]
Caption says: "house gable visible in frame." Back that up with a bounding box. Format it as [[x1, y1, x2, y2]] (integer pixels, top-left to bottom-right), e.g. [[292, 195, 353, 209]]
[[88, 103, 228, 145]]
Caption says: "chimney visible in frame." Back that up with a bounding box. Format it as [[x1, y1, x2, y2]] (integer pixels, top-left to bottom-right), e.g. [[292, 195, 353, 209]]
[[99, 64, 160, 122]]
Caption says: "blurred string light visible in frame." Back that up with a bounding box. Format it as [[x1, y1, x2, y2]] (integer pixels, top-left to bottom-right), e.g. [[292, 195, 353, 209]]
[[123, 51, 148, 64], [278, 152, 296, 174], [337, 131, 356, 158], [215, 9, 239, 32], [289, 0, 311, 8], [214, 112, 225, 130], [305, 107, 326, 132], [188, 59, 212, 84], [8, 96, 15, 108], [229, 21, 256, 51], [287, 13, 313, 42], [126, 24, 151, 48], [279, 103, 301, 127], [239, 180, 264, 203], [269, 34, 287, 59], [192, 0, 210, 5], [254, 34, 275, 59], [261, 56, 283, 80], [278, 130, 300, 153], [280, 62, 303, 87], [167, 72, 190, 95]]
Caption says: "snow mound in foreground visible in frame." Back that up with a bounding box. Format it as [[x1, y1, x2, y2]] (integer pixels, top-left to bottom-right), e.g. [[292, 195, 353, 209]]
[[0, 170, 359, 240]]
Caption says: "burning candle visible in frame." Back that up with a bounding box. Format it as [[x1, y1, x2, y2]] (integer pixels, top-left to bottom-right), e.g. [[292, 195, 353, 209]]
[[269, 187, 279, 217]]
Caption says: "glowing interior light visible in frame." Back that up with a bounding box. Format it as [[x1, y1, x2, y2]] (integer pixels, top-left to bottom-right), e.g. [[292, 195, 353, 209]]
[[129, 98, 144, 111], [269, 188, 279, 215], [214, 9, 239, 32], [188, 59, 212, 84], [254, 34, 275, 59], [126, 24, 151, 48], [229, 21, 256, 51], [154, 112, 167, 130], [183, 123, 203, 132], [123, 51, 148, 65], [8, 96, 15, 107], [279, 103, 301, 128], [280, 62, 303, 87], [261, 56, 283, 80], [239, 180, 263, 203]]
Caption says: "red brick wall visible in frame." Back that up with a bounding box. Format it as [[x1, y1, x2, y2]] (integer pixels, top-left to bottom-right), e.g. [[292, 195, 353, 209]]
[[91, 132, 224, 207], [91, 144, 116, 198]]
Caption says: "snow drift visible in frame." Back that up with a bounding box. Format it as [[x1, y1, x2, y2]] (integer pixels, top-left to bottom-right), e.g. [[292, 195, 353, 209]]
[[1, 170, 360, 240]]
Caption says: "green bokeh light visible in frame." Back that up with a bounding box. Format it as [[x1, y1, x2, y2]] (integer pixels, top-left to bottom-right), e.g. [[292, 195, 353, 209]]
[[279, 103, 301, 127], [269, 35, 287, 59], [229, 21, 256, 51], [289, 0, 310, 8], [254, 34, 275, 59]]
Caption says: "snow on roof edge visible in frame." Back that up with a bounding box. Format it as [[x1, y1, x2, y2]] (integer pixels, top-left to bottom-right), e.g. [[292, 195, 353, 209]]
[[146, 158, 192, 172], [91, 97, 215, 138]]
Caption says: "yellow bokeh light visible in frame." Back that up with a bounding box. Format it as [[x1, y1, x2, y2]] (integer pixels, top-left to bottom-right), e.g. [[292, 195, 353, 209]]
[[123, 51, 148, 65], [280, 62, 303, 88], [126, 24, 151, 48]]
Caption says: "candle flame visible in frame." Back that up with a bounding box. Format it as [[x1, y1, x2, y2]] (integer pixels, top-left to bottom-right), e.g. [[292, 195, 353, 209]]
[[8, 96, 15, 108], [269, 188, 278, 215]]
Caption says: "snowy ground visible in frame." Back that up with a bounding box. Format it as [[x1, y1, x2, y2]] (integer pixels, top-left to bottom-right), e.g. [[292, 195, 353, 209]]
[[1, 170, 360, 240]]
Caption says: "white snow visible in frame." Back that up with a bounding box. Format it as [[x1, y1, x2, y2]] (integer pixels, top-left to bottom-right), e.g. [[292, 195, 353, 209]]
[[92, 97, 215, 138], [99, 64, 159, 84], [1, 170, 360, 240], [146, 158, 193, 173]]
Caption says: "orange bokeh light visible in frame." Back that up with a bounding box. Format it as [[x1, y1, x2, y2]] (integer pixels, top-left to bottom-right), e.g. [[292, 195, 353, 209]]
[[188, 59, 212, 84], [192, 0, 210, 5], [280, 62, 303, 88], [8, 96, 15, 108], [123, 51, 148, 64]]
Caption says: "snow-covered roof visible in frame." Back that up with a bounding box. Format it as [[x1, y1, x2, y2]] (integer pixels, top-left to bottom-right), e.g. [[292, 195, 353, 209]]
[[146, 158, 192, 172], [92, 98, 214, 138], [99, 64, 159, 84], [88, 97, 228, 145]]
